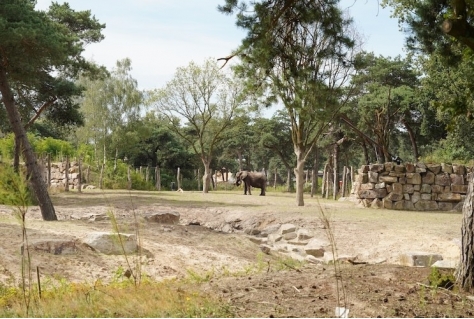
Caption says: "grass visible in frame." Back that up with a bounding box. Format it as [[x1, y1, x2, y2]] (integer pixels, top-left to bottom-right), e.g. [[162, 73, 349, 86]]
[[0, 278, 233, 317]]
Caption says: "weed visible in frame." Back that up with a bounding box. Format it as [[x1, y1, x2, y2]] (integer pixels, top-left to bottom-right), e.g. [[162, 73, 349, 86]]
[[186, 268, 215, 283], [428, 267, 455, 290]]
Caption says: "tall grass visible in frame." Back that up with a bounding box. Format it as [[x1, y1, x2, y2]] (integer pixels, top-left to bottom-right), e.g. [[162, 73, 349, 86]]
[[0, 279, 233, 317]]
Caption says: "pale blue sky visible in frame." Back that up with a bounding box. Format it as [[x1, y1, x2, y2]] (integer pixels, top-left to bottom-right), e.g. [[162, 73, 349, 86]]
[[35, 0, 407, 90]]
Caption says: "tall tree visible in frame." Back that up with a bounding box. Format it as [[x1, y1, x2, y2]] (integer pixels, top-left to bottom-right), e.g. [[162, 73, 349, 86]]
[[151, 59, 245, 193], [0, 0, 105, 220], [350, 53, 420, 163], [383, 0, 474, 54], [75, 58, 142, 166], [384, 0, 474, 292], [219, 0, 359, 205]]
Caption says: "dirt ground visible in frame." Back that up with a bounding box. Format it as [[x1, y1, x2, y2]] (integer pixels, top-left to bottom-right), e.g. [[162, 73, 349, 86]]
[[0, 189, 473, 317]]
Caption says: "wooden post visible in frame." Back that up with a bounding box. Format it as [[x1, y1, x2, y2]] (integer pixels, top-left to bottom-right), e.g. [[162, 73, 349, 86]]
[[99, 163, 104, 189], [127, 166, 132, 190], [65, 156, 70, 192], [47, 153, 51, 188], [78, 157, 82, 193], [155, 166, 161, 191], [305, 170, 309, 184], [342, 166, 347, 197], [86, 165, 90, 184], [287, 169, 292, 192], [210, 169, 215, 190], [321, 164, 327, 197], [197, 168, 201, 191], [177, 167, 181, 190], [325, 170, 330, 199], [274, 168, 277, 189]]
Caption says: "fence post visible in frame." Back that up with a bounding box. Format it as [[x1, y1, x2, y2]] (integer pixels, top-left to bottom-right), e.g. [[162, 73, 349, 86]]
[[65, 156, 69, 192], [321, 164, 327, 197], [47, 153, 51, 188], [342, 166, 347, 197], [197, 168, 201, 191], [177, 167, 181, 190], [155, 166, 161, 191], [78, 157, 82, 193], [274, 168, 277, 189], [99, 163, 104, 189]]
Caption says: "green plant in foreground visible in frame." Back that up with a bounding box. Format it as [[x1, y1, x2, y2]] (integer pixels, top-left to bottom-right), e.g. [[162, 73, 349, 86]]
[[0, 278, 233, 317], [428, 267, 455, 290], [0, 165, 35, 316]]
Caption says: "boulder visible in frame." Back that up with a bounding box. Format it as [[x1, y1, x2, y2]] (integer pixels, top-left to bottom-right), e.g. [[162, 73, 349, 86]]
[[280, 223, 297, 235], [29, 239, 77, 255], [83, 232, 137, 255], [399, 252, 443, 267], [304, 238, 328, 257], [144, 211, 180, 224]]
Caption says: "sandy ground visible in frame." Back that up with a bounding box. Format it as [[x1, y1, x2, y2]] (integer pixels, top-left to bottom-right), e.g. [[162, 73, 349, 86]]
[[0, 189, 470, 317]]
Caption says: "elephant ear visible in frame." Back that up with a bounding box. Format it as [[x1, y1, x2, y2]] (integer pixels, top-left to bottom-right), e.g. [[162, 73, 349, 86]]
[[240, 171, 248, 179]]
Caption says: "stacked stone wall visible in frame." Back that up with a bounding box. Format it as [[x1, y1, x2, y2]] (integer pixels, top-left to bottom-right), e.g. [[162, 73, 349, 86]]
[[41, 161, 82, 189], [352, 162, 469, 211]]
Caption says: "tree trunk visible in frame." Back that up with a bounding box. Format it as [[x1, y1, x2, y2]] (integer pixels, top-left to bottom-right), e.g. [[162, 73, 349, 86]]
[[402, 119, 419, 161], [202, 161, 211, 193], [333, 143, 339, 200], [78, 157, 82, 193], [459, 172, 474, 291], [14, 136, 21, 172], [0, 69, 57, 221], [155, 166, 161, 191], [286, 168, 292, 192], [294, 151, 305, 206], [65, 156, 69, 192], [197, 168, 201, 191], [311, 147, 319, 197]]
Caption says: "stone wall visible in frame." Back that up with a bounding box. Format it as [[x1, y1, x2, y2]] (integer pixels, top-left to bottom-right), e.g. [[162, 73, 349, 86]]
[[40, 161, 83, 189], [352, 162, 469, 211]]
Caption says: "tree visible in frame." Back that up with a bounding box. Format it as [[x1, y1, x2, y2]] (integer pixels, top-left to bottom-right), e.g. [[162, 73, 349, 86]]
[[151, 59, 244, 193], [0, 0, 105, 220], [383, 0, 474, 54], [349, 53, 420, 163], [219, 0, 359, 205], [75, 58, 142, 167], [384, 0, 474, 292]]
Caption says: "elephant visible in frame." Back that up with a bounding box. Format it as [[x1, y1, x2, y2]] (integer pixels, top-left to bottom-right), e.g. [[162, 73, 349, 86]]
[[235, 170, 266, 196]]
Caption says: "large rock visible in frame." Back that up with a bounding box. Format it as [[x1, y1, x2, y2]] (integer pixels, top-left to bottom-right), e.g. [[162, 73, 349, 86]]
[[280, 223, 297, 235], [29, 239, 77, 255], [144, 211, 180, 224], [304, 238, 329, 257], [83, 232, 137, 255], [399, 252, 443, 267]]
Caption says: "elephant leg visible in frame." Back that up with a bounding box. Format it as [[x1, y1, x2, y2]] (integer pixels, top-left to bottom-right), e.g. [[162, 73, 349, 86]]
[[260, 186, 265, 196], [247, 182, 252, 195]]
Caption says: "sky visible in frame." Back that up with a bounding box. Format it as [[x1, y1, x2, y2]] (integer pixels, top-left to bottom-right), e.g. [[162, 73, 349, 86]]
[[35, 0, 407, 91]]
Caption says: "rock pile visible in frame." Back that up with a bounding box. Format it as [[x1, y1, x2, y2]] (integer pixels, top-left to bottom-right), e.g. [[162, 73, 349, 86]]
[[352, 162, 469, 211]]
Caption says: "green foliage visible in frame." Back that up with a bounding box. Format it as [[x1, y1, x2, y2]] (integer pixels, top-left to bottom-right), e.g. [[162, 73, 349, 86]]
[[34, 137, 74, 157], [0, 134, 77, 161], [428, 267, 455, 290], [0, 134, 14, 159], [0, 277, 233, 317], [0, 164, 33, 206]]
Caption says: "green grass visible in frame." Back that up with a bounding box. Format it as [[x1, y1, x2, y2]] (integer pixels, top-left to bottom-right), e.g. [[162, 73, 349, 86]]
[[0, 278, 233, 318]]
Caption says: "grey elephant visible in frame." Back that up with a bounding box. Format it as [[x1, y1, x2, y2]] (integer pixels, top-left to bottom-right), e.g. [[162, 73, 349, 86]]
[[235, 170, 266, 196]]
